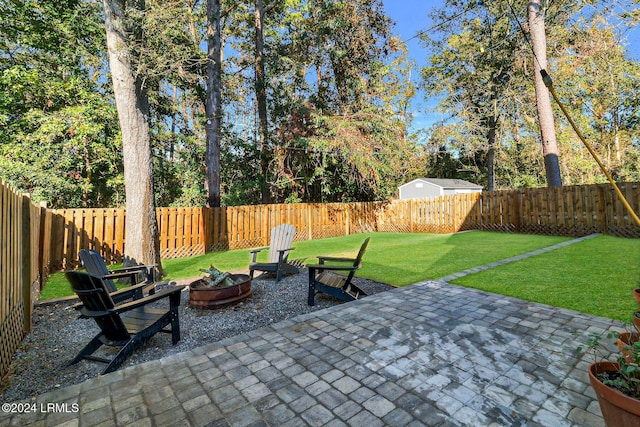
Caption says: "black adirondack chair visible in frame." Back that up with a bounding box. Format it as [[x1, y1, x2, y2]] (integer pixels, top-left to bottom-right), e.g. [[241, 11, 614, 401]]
[[307, 237, 370, 306], [78, 249, 156, 302], [65, 271, 185, 374]]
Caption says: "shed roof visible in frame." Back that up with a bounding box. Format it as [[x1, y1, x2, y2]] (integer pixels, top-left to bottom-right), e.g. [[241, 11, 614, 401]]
[[400, 178, 483, 189]]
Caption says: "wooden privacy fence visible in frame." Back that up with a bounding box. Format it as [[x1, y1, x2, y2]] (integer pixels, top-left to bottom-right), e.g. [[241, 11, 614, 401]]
[[0, 180, 49, 379], [50, 202, 376, 269], [47, 182, 640, 270], [465, 182, 640, 237], [381, 183, 639, 238], [1, 180, 639, 378]]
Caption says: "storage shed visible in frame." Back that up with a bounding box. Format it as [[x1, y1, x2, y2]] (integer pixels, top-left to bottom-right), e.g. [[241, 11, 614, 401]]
[[398, 178, 483, 199]]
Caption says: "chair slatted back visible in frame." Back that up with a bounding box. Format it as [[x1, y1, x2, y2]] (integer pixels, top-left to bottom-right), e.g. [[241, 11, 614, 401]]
[[79, 249, 118, 292], [268, 224, 296, 264], [65, 271, 130, 342], [344, 237, 370, 284]]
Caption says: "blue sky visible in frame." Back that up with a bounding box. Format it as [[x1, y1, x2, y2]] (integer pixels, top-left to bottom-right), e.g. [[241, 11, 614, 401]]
[[382, 1, 441, 133], [381, 0, 640, 135]]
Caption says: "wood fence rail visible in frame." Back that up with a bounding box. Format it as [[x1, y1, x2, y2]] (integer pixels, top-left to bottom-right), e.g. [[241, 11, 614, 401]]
[[1, 180, 639, 379], [48, 182, 639, 270]]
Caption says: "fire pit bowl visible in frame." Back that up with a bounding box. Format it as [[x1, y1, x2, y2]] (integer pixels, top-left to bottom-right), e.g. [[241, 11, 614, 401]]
[[188, 274, 252, 309]]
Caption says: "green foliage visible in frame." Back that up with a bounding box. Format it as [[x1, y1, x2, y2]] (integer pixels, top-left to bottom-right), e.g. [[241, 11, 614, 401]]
[[295, 105, 417, 202], [153, 133, 207, 207], [581, 330, 640, 399], [220, 134, 262, 206], [231, 0, 422, 203], [4, 0, 638, 209], [549, 14, 640, 184], [138, 0, 412, 206], [302, 0, 393, 111], [420, 0, 640, 189], [0, 0, 123, 207]]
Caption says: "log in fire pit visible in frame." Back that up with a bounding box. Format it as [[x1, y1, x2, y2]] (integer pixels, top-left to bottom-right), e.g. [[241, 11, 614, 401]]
[[189, 267, 252, 309]]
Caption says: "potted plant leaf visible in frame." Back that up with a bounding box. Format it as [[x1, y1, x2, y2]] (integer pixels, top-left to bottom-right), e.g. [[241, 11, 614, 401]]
[[616, 330, 640, 363], [581, 329, 640, 426]]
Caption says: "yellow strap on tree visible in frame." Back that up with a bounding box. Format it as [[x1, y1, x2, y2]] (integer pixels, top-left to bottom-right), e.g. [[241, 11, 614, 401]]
[[541, 70, 640, 228]]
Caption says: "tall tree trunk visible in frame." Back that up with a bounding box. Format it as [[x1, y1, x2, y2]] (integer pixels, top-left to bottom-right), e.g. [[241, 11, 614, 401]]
[[205, 0, 222, 208], [102, 0, 162, 274], [255, 0, 273, 203], [528, 0, 562, 187]]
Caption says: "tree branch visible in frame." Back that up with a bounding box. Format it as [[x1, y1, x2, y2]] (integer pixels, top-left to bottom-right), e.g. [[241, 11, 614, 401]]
[[221, 3, 239, 18], [264, 1, 278, 15]]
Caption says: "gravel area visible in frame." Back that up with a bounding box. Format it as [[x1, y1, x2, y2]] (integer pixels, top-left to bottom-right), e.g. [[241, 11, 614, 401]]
[[1, 269, 393, 403]]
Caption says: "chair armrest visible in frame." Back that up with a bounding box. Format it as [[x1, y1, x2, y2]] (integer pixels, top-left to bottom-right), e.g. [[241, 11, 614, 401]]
[[109, 282, 150, 299], [307, 264, 359, 272], [250, 247, 269, 263], [77, 306, 114, 318], [317, 256, 356, 264], [109, 264, 154, 274], [102, 271, 142, 281], [276, 247, 295, 264], [109, 264, 156, 283], [114, 286, 186, 313]]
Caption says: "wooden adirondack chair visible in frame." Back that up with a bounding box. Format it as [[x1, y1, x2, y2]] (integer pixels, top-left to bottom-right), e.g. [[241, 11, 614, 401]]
[[65, 271, 185, 374], [78, 249, 157, 302], [249, 224, 299, 282], [307, 237, 370, 306]]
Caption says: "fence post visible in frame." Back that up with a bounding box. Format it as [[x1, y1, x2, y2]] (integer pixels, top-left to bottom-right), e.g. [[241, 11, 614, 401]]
[[200, 207, 207, 253], [345, 204, 350, 236], [452, 196, 457, 232], [37, 202, 47, 292], [21, 194, 32, 333], [597, 185, 608, 235], [307, 204, 313, 240], [513, 190, 521, 233]]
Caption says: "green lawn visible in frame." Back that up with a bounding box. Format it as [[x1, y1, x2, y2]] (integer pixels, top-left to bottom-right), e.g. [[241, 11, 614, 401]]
[[41, 231, 569, 299], [164, 231, 573, 285], [41, 232, 640, 322], [452, 235, 640, 322]]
